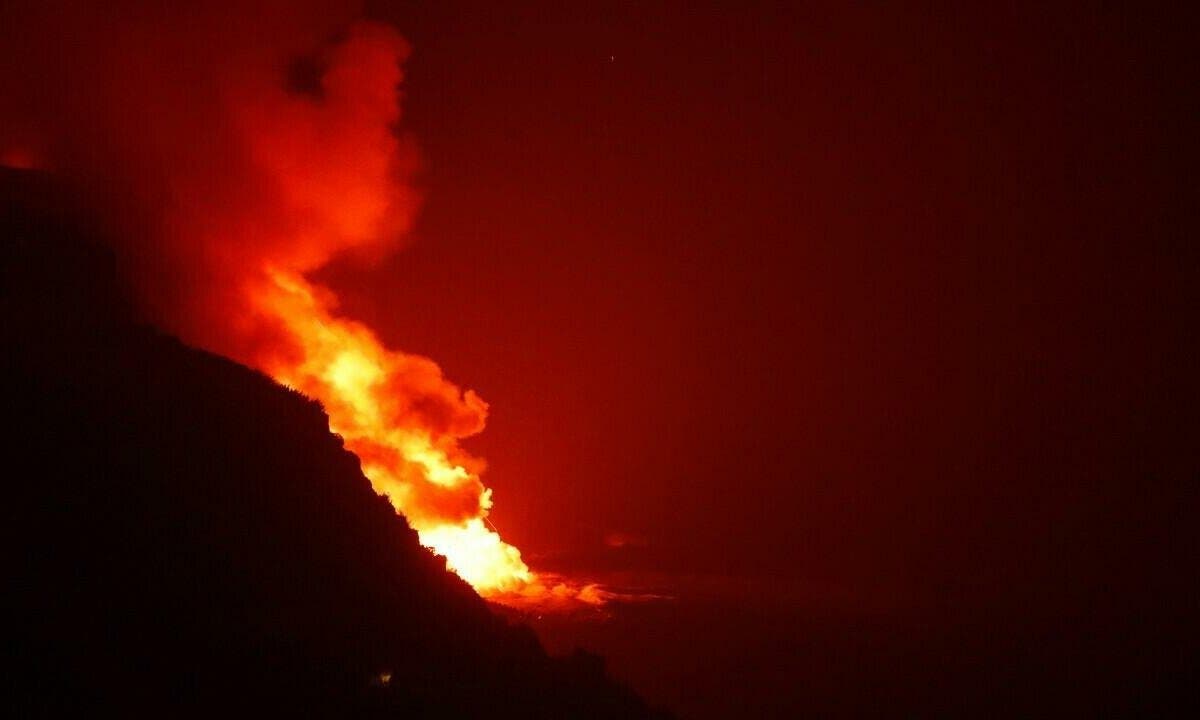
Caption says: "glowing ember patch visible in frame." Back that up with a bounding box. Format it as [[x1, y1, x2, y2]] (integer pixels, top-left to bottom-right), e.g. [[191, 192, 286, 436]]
[[418, 519, 533, 591]]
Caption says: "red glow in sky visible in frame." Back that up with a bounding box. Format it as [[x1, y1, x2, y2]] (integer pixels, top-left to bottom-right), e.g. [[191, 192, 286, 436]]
[[2, 2, 1196, 717]]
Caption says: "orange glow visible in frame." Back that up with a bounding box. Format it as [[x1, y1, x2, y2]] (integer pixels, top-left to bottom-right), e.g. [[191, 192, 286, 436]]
[[248, 268, 528, 593], [0, 15, 604, 608], [170, 23, 604, 608], [245, 266, 605, 605]]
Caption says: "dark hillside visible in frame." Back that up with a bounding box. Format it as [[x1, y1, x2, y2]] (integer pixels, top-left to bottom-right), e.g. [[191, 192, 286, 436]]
[[1, 168, 665, 718]]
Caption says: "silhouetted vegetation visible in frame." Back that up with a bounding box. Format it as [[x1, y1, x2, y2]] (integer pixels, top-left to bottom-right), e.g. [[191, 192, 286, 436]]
[[1, 169, 668, 718]]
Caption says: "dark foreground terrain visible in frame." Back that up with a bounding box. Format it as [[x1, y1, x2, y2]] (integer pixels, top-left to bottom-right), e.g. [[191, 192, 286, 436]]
[[1, 169, 666, 718]]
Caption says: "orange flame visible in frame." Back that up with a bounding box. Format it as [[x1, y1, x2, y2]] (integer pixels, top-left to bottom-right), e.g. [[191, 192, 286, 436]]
[[250, 267, 539, 594], [1, 10, 603, 607], [210, 24, 599, 606], [244, 263, 609, 606]]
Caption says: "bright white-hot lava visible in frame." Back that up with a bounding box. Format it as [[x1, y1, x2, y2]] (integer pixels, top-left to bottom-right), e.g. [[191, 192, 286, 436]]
[[254, 267, 534, 595]]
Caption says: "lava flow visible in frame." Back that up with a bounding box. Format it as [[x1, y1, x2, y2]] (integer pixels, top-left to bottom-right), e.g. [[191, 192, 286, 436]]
[[219, 26, 606, 607], [254, 265, 603, 605]]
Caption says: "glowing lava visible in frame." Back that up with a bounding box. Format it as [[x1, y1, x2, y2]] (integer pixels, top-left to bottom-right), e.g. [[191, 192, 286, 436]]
[[249, 268, 608, 607], [252, 268, 538, 595], [219, 26, 602, 607]]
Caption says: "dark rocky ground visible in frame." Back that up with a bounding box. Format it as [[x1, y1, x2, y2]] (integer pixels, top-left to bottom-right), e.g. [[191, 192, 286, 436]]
[[1, 168, 669, 719]]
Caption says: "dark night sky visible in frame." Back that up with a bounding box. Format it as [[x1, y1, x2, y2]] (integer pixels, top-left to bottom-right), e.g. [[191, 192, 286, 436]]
[[318, 5, 1197, 712], [317, 0, 1197, 596]]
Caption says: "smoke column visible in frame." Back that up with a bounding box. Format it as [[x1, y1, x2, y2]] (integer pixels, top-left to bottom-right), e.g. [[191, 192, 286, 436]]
[[1, 1, 603, 606]]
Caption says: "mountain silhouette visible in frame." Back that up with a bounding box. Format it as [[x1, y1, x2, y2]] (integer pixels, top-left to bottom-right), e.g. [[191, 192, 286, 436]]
[[1, 167, 668, 719]]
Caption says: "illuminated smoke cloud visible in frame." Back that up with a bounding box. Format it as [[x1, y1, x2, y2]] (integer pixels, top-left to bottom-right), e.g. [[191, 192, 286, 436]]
[[0, 0, 603, 606]]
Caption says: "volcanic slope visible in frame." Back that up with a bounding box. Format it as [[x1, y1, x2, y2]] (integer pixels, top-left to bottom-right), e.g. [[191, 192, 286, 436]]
[[1, 169, 667, 719]]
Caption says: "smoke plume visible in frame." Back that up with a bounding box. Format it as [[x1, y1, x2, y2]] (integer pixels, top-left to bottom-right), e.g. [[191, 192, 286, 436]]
[[1, 1, 601, 606]]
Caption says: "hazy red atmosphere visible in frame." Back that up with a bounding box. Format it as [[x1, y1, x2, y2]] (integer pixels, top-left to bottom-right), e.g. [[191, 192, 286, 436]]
[[2, 2, 1196, 717]]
